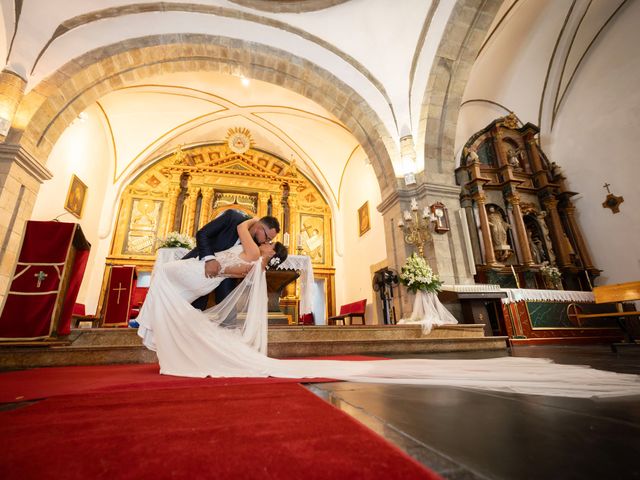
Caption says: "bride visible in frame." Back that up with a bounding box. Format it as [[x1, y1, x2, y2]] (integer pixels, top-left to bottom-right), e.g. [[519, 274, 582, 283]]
[[137, 218, 640, 398]]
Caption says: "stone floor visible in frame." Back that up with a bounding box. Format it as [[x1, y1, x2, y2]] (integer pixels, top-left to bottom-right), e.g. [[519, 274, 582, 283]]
[[308, 345, 640, 480]]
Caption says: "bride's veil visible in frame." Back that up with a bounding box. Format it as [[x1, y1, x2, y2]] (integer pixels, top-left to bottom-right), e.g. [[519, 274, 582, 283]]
[[202, 260, 269, 354]]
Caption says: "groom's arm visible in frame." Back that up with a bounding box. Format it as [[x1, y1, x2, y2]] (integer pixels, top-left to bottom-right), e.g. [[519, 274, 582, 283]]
[[195, 210, 236, 259]]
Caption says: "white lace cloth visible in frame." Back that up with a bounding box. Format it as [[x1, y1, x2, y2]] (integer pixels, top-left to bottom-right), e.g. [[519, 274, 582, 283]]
[[136, 246, 640, 398], [501, 288, 595, 304], [276, 254, 314, 315]]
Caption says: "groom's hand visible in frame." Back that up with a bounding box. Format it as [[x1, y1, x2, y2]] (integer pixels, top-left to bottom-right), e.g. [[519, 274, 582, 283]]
[[204, 259, 221, 278]]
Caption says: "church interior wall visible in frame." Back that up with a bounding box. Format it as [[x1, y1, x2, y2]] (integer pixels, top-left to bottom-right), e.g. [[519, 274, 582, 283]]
[[338, 150, 386, 325], [30, 104, 112, 314], [456, 0, 639, 285], [548, 0, 640, 284]]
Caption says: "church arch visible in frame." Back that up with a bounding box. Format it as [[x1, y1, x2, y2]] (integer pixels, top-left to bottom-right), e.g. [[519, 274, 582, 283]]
[[10, 34, 397, 199]]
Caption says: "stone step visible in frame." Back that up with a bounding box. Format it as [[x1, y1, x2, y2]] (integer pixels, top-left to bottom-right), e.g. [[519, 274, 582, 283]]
[[0, 325, 508, 370]]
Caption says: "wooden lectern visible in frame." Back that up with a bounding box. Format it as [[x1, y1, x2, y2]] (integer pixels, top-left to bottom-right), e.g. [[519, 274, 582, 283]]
[[266, 269, 300, 325], [0, 221, 91, 340]]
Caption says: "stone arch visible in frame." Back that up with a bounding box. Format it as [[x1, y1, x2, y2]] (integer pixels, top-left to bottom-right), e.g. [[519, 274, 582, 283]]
[[10, 34, 397, 198], [417, 0, 503, 178]]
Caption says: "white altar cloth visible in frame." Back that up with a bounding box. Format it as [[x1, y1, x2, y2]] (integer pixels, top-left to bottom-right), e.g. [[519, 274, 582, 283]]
[[501, 288, 595, 305]]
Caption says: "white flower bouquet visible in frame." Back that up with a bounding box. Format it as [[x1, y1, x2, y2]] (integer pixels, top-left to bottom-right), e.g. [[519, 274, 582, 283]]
[[157, 231, 196, 250], [399, 253, 443, 294], [540, 262, 561, 282]]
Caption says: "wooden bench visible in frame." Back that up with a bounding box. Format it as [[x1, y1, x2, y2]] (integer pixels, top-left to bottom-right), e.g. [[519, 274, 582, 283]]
[[328, 299, 367, 326], [576, 281, 640, 351]]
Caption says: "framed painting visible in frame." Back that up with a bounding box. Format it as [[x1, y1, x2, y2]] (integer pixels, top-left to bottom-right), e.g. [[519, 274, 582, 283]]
[[358, 201, 370, 237], [299, 213, 324, 264], [64, 174, 88, 219]]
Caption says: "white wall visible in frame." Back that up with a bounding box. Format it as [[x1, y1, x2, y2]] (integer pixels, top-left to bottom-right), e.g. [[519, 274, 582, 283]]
[[338, 152, 387, 324], [549, 2, 640, 284], [31, 104, 112, 313]]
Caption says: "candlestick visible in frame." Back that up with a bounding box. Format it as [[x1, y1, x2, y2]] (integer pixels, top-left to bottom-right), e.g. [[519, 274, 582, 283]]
[[403, 210, 412, 221], [283, 232, 290, 247]]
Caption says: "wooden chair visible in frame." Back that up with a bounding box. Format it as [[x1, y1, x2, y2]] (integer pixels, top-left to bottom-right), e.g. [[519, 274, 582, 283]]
[[328, 299, 367, 325], [576, 281, 640, 351]]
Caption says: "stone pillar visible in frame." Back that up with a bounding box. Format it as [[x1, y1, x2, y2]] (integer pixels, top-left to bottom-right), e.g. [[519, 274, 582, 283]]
[[0, 144, 52, 306], [543, 197, 571, 267], [507, 192, 533, 265], [0, 70, 27, 139], [474, 192, 497, 265], [564, 204, 595, 269], [166, 185, 179, 234]]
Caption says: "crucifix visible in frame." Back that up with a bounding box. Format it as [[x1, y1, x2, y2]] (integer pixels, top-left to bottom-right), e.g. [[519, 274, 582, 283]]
[[34, 271, 48, 288], [113, 282, 126, 304], [603, 182, 611, 193]]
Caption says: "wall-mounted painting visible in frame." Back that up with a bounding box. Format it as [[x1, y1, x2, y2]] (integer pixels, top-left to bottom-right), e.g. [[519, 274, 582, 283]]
[[299, 213, 324, 264], [64, 174, 87, 219], [358, 201, 370, 237]]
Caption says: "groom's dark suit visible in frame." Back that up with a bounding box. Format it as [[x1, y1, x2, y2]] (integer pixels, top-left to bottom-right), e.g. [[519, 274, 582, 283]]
[[182, 209, 250, 310]]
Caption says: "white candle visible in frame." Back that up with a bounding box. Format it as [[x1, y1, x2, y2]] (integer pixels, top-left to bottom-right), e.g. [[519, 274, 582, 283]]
[[283, 232, 290, 247], [397, 219, 404, 228], [403, 210, 412, 221], [297, 233, 302, 245], [411, 198, 418, 211], [423, 207, 430, 219]]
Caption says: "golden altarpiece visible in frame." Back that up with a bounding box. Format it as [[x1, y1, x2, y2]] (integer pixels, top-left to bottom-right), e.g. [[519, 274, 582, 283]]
[[97, 141, 335, 321], [456, 114, 598, 291]]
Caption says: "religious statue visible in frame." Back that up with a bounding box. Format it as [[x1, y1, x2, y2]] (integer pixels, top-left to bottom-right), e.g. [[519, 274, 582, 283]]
[[527, 229, 545, 264], [507, 149, 521, 169], [487, 207, 510, 249], [465, 147, 480, 164]]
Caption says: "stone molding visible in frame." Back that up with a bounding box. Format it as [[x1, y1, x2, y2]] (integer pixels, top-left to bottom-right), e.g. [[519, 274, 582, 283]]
[[0, 144, 53, 183]]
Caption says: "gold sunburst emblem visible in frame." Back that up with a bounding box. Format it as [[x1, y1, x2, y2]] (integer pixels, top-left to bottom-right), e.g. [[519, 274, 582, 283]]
[[226, 127, 254, 154]]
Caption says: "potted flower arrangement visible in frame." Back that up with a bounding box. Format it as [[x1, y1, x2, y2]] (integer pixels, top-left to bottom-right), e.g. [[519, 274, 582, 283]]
[[540, 262, 562, 290], [399, 253, 443, 293], [157, 231, 196, 250], [397, 253, 457, 333]]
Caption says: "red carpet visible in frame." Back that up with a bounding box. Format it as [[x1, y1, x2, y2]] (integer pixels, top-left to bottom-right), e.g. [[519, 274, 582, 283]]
[[0, 356, 381, 403], [0, 383, 440, 479]]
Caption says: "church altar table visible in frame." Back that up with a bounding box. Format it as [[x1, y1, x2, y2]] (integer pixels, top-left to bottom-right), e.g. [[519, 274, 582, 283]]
[[0, 221, 90, 340], [500, 288, 595, 304]]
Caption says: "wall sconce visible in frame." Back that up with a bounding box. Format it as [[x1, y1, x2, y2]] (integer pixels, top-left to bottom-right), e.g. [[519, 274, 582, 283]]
[[397, 199, 448, 257]]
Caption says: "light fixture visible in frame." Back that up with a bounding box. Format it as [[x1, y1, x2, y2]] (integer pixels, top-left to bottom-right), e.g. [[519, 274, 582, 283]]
[[397, 200, 449, 257]]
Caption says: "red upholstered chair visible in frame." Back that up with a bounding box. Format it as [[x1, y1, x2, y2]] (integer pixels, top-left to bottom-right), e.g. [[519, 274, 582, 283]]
[[298, 313, 315, 325], [129, 287, 149, 320], [328, 299, 367, 325]]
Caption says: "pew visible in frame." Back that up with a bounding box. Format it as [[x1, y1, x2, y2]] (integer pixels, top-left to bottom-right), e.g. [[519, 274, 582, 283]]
[[576, 281, 640, 351]]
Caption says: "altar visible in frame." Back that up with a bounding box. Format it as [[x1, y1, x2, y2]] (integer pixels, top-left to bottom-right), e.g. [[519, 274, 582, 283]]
[[499, 288, 626, 343]]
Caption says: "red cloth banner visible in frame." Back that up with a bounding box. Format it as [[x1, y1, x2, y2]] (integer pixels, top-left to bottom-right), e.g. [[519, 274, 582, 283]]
[[0, 221, 90, 340], [102, 266, 137, 327]]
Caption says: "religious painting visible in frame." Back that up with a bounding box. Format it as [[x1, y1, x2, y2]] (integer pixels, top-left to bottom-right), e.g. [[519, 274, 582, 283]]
[[64, 174, 87, 219], [299, 213, 324, 264], [358, 201, 370, 237], [123, 198, 163, 255]]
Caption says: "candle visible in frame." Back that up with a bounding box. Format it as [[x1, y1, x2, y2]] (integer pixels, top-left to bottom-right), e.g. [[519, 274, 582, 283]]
[[397, 219, 404, 228], [403, 210, 412, 221], [283, 232, 290, 247], [411, 198, 418, 211], [584, 270, 593, 290], [297, 233, 302, 245], [423, 207, 430, 219], [510, 265, 520, 288]]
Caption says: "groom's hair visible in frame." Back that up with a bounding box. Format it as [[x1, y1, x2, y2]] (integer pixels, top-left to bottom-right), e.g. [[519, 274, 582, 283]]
[[259, 216, 280, 233], [267, 242, 288, 269]]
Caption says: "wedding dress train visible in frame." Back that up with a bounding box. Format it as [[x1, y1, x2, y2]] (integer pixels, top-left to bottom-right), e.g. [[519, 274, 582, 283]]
[[136, 247, 640, 398]]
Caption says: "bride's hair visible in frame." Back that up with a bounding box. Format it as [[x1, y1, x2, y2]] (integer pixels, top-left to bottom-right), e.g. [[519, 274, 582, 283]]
[[267, 242, 288, 269]]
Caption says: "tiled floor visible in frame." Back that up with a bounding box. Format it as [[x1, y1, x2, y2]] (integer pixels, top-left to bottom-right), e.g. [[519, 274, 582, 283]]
[[309, 345, 640, 480]]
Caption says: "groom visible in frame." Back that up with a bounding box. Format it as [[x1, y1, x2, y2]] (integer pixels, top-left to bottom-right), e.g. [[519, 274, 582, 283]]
[[183, 209, 280, 310]]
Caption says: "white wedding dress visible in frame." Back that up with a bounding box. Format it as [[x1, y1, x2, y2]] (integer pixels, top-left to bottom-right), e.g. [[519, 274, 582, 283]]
[[137, 245, 640, 398]]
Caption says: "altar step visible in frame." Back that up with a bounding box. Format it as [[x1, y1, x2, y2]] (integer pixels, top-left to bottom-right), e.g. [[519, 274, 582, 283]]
[[0, 325, 508, 370]]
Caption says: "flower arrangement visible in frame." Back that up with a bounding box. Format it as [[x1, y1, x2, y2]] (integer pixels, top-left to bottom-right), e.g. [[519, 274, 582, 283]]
[[540, 262, 562, 288], [399, 253, 443, 293], [157, 231, 196, 250]]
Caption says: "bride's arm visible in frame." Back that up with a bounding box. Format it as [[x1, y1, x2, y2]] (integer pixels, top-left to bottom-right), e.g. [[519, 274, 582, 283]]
[[237, 219, 261, 261]]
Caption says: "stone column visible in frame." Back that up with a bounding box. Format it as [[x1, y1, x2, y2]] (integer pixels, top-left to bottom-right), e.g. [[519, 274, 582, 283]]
[[0, 70, 26, 139], [543, 197, 571, 267], [166, 185, 179, 234], [507, 192, 533, 265], [474, 192, 497, 265], [564, 204, 595, 269], [0, 144, 52, 306]]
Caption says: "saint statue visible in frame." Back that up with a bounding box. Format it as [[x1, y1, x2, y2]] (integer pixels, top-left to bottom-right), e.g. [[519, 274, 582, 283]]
[[487, 207, 510, 248]]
